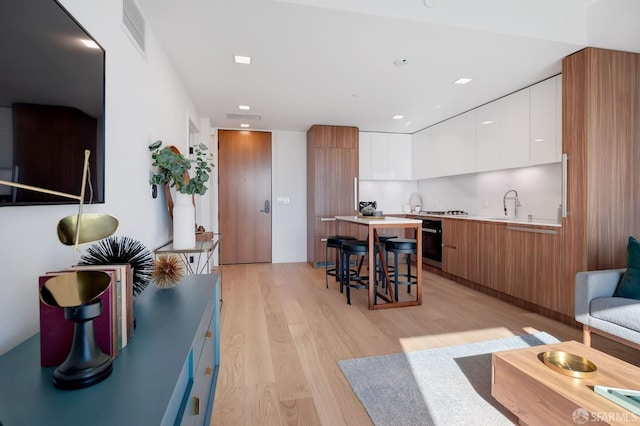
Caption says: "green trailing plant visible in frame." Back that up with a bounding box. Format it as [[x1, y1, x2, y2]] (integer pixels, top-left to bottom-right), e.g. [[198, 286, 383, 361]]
[[148, 140, 214, 195]]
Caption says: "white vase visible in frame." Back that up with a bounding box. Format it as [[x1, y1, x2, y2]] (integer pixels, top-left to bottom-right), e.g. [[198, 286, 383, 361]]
[[173, 192, 195, 249]]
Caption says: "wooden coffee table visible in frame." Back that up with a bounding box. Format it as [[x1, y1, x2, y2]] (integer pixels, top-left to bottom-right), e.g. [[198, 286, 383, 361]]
[[492, 340, 640, 425]]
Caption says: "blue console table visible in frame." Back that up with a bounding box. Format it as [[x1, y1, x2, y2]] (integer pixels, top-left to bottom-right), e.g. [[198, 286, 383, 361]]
[[0, 273, 221, 425]]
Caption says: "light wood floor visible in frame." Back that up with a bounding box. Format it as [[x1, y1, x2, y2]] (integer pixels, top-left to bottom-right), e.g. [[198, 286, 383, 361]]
[[211, 263, 639, 426]]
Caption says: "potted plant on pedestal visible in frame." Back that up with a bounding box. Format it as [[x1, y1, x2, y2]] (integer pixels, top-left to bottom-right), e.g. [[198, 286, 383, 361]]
[[148, 140, 213, 249]]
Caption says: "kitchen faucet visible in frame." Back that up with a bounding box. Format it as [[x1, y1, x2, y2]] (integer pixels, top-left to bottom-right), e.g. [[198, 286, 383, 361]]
[[503, 189, 521, 219]]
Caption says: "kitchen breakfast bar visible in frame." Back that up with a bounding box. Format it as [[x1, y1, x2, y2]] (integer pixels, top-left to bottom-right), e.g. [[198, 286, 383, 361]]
[[335, 216, 423, 309]]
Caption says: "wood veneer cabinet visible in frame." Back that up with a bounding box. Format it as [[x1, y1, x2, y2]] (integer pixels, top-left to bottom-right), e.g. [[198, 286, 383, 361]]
[[505, 225, 560, 311], [442, 219, 475, 280], [472, 221, 505, 293], [560, 48, 640, 317], [307, 125, 360, 265], [443, 219, 560, 312]]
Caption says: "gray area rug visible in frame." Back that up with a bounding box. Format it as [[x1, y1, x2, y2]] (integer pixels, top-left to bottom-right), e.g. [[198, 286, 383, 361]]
[[338, 332, 560, 426]]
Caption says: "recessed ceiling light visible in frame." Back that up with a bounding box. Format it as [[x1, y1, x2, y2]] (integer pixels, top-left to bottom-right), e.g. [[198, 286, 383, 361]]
[[454, 77, 473, 85], [238, 105, 250, 110], [481, 120, 494, 125], [392, 115, 404, 120], [533, 138, 544, 142], [240, 123, 250, 128], [234, 55, 251, 65], [81, 39, 100, 49]]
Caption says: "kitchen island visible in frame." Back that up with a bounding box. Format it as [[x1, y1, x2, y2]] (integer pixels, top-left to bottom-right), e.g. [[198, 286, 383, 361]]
[[335, 215, 422, 309]]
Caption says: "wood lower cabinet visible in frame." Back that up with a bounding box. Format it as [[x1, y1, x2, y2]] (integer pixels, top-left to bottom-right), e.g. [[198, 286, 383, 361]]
[[472, 222, 505, 293], [505, 225, 560, 311], [307, 125, 359, 266], [443, 219, 560, 313], [442, 219, 475, 281]]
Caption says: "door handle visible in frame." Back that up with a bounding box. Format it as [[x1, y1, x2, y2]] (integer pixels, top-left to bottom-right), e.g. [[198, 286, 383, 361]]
[[354, 177, 358, 212], [260, 199, 270, 214]]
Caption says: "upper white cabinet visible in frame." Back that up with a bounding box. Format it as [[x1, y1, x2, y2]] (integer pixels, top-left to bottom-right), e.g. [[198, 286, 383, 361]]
[[415, 75, 562, 179], [476, 87, 530, 172], [412, 110, 476, 179], [359, 132, 372, 179], [442, 110, 477, 176], [412, 128, 432, 180], [359, 132, 412, 180], [530, 75, 562, 164]]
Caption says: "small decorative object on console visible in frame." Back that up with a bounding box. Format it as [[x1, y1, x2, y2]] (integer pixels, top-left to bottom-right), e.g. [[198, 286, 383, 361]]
[[80, 236, 154, 296], [152, 254, 185, 289], [40, 271, 114, 389]]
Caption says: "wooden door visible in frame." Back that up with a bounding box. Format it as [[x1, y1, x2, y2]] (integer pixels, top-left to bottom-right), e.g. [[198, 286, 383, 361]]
[[218, 130, 272, 264]]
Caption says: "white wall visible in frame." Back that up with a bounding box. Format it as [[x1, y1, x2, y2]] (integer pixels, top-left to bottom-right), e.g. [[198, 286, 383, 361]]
[[418, 162, 562, 221], [0, 0, 202, 355], [272, 131, 307, 263]]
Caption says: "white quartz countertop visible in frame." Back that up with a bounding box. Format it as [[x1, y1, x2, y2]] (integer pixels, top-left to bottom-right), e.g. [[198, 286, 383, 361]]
[[403, 213, 561, 228]]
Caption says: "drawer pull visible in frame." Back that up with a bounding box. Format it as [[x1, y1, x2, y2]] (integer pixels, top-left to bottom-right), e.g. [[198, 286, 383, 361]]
[[506, 226, 557, 235], [206, 331, 212, 338], [193, 396, 200, 415], [206, 367, 213, 376]]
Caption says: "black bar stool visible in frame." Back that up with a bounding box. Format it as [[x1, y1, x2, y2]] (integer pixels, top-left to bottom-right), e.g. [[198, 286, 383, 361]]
[[385, 238, 418, 301], [325, 236, 357, 288], [340, 240, 369, 305]]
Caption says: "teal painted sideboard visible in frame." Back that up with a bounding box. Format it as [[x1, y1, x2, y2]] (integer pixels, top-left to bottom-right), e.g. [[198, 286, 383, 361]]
[[0, 273, 221, 425]]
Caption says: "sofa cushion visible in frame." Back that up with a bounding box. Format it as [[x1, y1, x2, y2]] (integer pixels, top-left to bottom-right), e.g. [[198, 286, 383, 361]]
[[590, 297, 640, 333], [614, 236, 640, 300]]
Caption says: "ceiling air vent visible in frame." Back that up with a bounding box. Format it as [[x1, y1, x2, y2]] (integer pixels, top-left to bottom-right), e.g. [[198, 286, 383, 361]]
[[226, 113, 262, 121], [122, 0, 146, 54]]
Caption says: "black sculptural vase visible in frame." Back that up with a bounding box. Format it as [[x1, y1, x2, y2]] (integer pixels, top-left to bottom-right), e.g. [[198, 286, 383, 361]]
[[40, 271, 113, 390]]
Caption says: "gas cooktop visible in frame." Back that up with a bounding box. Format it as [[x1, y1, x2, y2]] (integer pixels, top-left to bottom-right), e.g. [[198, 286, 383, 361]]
[[420, 210, 469, 216]]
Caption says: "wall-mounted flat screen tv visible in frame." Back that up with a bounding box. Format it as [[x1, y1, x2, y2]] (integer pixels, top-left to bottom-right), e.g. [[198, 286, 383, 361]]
[[0, 0, 105, 206]]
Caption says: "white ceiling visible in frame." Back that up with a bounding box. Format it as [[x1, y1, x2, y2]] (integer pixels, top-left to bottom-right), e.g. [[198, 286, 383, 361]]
[[137, 0, 640, 134]]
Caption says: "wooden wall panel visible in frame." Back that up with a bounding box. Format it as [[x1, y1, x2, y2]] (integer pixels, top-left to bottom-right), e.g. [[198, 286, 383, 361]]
[[561, 47, 640, 317], [586, 48, 637, 270], [560, 50, 589, 317]]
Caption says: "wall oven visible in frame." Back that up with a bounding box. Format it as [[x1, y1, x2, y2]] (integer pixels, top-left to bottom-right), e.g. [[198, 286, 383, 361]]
[[421, 219, 442, 268]]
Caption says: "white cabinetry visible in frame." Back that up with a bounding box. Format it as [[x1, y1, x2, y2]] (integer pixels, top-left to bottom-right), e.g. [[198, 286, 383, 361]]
[[530, 75, 562, 164], [359, 132, 412, 180], [359, 132, 372, 179], [411, 75, 562, 180], [412, 111, 475, 179], [476, 88, 530, 172], [412, 128, 431, 180], [439, 110, 476, 176]]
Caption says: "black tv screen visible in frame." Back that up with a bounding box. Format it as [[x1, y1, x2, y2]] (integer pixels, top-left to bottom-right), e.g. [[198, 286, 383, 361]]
[[0, 0, 105, 205]]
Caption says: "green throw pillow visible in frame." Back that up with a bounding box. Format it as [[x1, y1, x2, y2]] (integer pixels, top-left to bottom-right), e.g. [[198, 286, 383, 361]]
[[614, 236, 640, 299]]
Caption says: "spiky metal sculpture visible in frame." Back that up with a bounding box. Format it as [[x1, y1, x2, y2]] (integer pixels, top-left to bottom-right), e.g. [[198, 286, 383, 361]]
[[79, 236, 154, 296], [151, 254, 185, 289]]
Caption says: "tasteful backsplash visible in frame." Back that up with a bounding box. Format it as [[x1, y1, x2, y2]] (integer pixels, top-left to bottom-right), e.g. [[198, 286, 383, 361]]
[[360, 162, 562, 222]]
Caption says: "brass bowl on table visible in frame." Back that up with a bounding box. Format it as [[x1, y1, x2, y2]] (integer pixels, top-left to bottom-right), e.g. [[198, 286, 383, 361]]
[[542, 351, 597, 379]]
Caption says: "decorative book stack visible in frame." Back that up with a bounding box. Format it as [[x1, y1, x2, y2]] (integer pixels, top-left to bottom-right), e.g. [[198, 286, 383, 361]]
[[39, 264, 134, 368]]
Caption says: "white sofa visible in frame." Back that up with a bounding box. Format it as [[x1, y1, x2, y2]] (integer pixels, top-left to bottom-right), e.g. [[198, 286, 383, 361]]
[[575, 269, 640, 351]]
